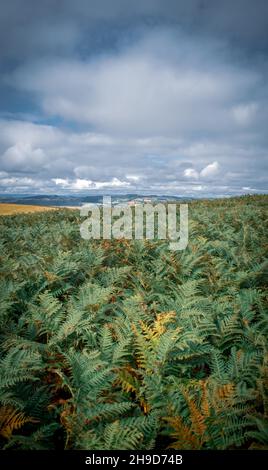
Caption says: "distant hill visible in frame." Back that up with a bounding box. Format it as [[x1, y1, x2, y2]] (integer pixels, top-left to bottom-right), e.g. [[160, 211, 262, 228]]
[[0, 194, 194, 207]]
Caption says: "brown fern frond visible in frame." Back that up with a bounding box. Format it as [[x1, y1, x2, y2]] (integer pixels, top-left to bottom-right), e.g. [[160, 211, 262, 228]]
[[164, 416, 201, 450], [200, 379, 210, 418], [44, 271, 58, 282], [216, 383, 235, 400], [208, 381, 236, 414], [0, 406, 37, 439], [181, 389, 207, 438]]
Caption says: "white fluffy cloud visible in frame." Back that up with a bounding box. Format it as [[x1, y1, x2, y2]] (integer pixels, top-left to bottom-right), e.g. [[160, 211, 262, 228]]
[[0, 118, 266, 195], [183, 161, 220, 181], [52, 177, 130, 191], [184, 168, 199, 180], [200, 161, 220, 178]]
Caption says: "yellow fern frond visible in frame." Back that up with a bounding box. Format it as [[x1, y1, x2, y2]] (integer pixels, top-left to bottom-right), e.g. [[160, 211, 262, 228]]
[[138, 311, 176, 343], [117, 368, 150, 414], [117, 369, 139, 394], [152, 312, 176, 339], [139, 321, 155, 342]]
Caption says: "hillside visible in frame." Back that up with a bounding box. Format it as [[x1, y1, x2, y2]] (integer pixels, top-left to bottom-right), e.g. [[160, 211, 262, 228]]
[[0, 195, 267, 450]]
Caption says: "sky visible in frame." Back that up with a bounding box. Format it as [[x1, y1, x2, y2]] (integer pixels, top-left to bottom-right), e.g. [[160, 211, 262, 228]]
[[0, 0, 267, 197]]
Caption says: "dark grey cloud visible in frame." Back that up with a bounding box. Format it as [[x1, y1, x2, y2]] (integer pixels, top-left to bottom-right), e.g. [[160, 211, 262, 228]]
[[1, 0, 268, 65], [0, 1, 267, 195], [9, 29, 266, 139]]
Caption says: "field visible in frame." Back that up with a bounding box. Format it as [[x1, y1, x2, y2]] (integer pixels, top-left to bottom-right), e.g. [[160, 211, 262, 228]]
[[0, 195, 267, 450], [0, 204, 58, 216]]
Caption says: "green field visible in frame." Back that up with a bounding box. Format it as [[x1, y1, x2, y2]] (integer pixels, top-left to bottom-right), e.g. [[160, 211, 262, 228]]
[[0, 195, 267, 450]]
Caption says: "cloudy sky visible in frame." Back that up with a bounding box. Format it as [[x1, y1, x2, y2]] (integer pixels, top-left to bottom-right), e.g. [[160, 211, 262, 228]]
[[0, 0, 267, 196]]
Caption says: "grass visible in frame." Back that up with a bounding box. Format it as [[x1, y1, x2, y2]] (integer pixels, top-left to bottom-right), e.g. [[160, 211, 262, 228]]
[[0, 203, 59, 216]]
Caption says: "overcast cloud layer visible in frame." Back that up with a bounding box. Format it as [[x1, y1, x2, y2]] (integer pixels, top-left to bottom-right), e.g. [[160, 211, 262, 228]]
[[0, 0, 267, 196]]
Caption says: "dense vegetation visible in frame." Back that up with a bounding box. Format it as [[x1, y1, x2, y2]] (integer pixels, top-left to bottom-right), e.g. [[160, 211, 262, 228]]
[[0, 195, 267, 450]]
